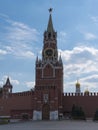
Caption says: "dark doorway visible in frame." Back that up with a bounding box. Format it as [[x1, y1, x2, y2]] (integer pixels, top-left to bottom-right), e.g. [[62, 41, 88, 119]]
[[42, 104, 50, 120]]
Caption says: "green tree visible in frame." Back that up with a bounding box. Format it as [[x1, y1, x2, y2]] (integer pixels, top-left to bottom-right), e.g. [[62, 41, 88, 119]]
[[93, 109, 98, 121], [71, 104, 86, 120]]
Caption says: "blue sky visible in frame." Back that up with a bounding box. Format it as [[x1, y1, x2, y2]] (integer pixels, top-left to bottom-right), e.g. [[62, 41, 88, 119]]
[[0, 0, 98, 93]]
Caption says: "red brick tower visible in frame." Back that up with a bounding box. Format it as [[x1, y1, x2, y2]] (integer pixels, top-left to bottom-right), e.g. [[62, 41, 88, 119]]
[[33, 9, 63, 120], [3, 77, 13, 99]]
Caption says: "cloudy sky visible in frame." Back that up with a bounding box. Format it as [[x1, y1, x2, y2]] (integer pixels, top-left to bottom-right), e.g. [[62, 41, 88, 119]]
[[0, 0, 98, 93]]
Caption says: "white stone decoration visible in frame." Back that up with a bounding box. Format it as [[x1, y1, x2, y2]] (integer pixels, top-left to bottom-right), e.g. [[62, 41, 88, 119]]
[[50, 110, 58, 120], [43, 94, 48, 103], [33, 110, 42, 120]]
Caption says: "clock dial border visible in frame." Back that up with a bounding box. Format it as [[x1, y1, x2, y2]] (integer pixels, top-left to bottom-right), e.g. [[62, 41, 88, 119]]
[[44, 48, 54, 57]]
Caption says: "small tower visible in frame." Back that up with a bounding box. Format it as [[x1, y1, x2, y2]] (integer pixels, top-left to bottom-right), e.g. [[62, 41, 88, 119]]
[[75, 79, 81, 94], [3, 77, 13, 98]]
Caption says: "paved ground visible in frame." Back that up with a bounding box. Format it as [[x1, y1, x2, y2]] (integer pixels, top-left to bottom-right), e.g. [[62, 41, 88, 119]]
[[0, 120, 98, 130]]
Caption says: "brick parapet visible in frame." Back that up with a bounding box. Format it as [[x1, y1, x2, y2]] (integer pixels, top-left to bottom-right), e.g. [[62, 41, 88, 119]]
[[9, 91, 34, 97], [63, 92, 98, 96]]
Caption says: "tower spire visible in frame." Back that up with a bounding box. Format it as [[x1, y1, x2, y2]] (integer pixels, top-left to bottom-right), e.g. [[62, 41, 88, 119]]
[[47, 8, 54, 33], [6, 77, 11, 86]]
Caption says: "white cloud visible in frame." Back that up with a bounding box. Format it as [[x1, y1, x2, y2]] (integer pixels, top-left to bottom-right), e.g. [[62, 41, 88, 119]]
[[60, 46, 98, 92], [25, 81, 35, 88], [6, 20, 39, 43], [4, 43, 35, 59], [79, 29, 97, 41], [0, 49, 7, 55], [64, 75, 98, 93], [78, 75, 98, 92], [11, 79, 19, 85], [59, 31, 67, 38], [59, 46, 98, 62], [84, 32, 97, 40], [19, 51, 35, 58], [58, 31, 67, 45], [0, 14, 39, 59], [0, 81, 3, 87], [91, 16, 98, 23], [0, 13, 9, 20]]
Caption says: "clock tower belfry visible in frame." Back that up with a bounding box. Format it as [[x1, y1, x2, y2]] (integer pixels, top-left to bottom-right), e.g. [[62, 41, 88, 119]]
[[33, 9, 63, 120], [42, 8, 58, 62]]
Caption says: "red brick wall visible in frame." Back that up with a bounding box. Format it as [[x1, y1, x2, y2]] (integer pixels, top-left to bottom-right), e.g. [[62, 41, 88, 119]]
[[63, 94, 98, 118], [0, 91, 34, 118]]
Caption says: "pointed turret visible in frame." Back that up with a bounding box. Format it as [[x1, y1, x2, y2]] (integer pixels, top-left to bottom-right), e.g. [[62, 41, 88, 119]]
[[5, 77, 11, 86], [36, 55, 38, 64], [47, 8, 54, 33], [3, 77, 13, 94], [44, 8, 57, 41], [59, 53, 63, 65]]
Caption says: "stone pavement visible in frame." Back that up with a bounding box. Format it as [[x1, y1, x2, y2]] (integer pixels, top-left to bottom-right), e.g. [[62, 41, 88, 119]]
[[0, 120, 98, 130]]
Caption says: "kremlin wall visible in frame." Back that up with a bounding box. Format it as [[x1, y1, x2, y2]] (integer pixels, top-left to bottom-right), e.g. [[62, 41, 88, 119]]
[[0, 78, 98, 119], [0, 9, 98, 120]]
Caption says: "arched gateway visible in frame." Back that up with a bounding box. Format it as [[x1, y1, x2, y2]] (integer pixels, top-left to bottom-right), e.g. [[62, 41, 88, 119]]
[[42, 104, 50, 120]]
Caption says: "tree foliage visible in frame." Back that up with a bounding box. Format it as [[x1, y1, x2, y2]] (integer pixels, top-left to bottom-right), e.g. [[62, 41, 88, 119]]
[[71, 104, 86, 120], [93, 109, 98, 121]]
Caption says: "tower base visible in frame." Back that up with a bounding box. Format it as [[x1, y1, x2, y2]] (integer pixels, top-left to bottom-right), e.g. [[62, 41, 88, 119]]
[[33, 110, 58, 120]]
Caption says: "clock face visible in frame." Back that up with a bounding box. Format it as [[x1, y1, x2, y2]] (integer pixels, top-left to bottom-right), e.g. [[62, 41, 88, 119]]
[[45, 48, 53, 57]]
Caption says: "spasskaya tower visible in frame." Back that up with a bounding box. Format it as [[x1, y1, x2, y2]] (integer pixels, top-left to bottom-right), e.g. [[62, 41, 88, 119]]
[[33, 8, 63, 120]]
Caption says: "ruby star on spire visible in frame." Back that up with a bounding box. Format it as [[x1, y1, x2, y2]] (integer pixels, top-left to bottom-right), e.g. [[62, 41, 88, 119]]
[[49, 8, 53, 13]]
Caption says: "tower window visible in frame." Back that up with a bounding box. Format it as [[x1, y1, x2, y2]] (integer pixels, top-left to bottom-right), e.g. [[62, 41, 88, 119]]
[[53, 34, 55, 38], [48, 33, 51, 38]]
